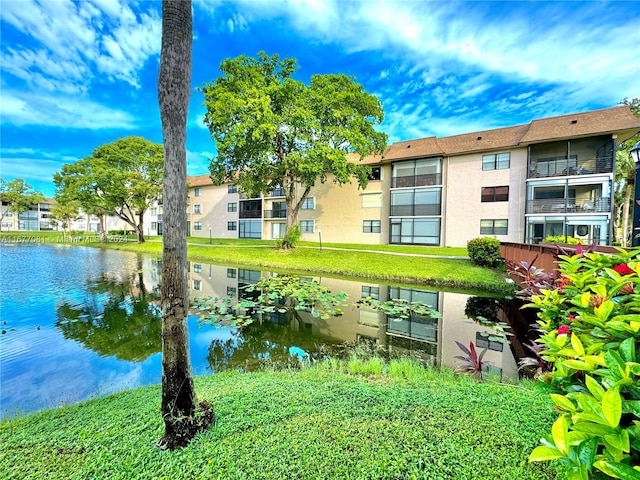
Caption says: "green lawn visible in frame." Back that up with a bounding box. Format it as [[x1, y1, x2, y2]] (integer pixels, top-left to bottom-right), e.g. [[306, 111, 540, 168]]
[[0, 232, 510, 293], [0, 361, 563, 480]]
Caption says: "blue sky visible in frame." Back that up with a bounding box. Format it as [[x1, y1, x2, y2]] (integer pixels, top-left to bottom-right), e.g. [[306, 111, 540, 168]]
[[1, 0, 639, 198]]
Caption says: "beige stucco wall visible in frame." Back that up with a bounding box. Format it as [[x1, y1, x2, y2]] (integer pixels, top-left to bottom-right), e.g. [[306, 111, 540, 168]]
[[443, 148, 527, 247], [188, 184, 239, 239], [298, 169, 389, 244]]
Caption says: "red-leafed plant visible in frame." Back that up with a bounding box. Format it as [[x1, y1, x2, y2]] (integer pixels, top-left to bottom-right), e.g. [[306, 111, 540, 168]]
[[454, 341, 488, 379]]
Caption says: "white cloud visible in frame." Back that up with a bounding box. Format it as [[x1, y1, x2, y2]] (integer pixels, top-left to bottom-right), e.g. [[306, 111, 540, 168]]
[[1, 90, 136, 129], [1, 0, 160, 94], [200, 1, 638, 109]]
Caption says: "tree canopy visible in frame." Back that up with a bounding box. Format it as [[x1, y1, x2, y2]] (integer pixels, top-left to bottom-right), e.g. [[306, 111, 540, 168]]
[[0, 178, 44, 232], [53, 136, 163, 243], [201, 51, 388, 247]]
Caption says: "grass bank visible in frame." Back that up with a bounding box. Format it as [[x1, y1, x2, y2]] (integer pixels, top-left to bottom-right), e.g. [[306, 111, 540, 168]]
[[0, 360, 562, 480], [0, 232, 511, 294]]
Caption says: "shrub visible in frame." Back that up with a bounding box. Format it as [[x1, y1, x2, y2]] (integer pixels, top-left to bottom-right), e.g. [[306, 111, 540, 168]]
[[526, 248, 640, 479], [276, 224, 302, 248], [542, 235, 582, 244], [467, 237, 502, 267]]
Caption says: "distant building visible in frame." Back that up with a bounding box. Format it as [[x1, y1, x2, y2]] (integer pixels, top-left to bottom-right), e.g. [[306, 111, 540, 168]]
[[1, 199, 56, 232]]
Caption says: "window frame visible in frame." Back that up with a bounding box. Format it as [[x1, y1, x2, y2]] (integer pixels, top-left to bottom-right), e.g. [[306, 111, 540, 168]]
[[482, 152, 511, 171], [363, 220, 381, 233], [193, 221, 202, 231], [300, 220, 314, 233], [480, 219, 508, 235], [301, 197, 315, 210], [227, 202, 237, 212], [193, 204, 202, 214], [194, 187, 202, 197], [481, 186, 509, 202], [227, 221, 237, 231], [228, 185, 238, 194]]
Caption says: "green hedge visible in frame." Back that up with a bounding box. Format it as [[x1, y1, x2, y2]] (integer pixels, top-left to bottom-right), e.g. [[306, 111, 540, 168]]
[[467, 237, 502, 267]]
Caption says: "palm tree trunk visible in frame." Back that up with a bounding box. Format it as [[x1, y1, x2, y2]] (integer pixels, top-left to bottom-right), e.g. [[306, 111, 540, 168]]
[[157, 0, 212, 451]]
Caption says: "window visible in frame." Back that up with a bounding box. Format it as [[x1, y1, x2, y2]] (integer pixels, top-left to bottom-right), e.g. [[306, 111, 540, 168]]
[[227, 268, 236, 278], [361, 286, 380, 300], [193, 204, 202, 214], [482, 153, 510, 171], [193, 264, 202, 273], [300, 220, 314, 233], [194, 221, 202, 231], [193, 280, 201, 290], [302, 197, 315, 209], [390, 188, 441, 216], [239, 199, 262, 219], [227, 221, 237, 231], [390, 218, 440, 245], [151, 208, 157, 216], [476, 331, 504, 352], [151, 222, 158, 230], [480, 219, 508, 235], [194, 187, 202, 197], [368, 167, 381, 181], [227, 287, 237, 297], [228, 185, 237, 193], [392, 158, 441, 187], [239, 220, 261, 238], [363, 220, 381, 233], [481, 186, 509, 202], [227, 202, 237, 212]]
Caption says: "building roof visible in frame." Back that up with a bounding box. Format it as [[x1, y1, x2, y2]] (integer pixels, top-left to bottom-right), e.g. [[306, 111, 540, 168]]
[[518, 105, 640, 144], [384, 137, 443, 160], [438, 124, 530, 156], [382, 105, 640, 161], [187, 174, 214, 187]]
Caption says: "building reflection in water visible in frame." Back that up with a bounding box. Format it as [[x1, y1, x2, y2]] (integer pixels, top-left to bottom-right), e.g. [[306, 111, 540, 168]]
[[185, 262, 536, 382]]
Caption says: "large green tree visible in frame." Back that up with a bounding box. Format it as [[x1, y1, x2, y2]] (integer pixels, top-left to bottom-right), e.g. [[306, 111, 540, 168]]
[[157, 0, 212, 451], [201, 52, 388, 248], [53, 136, 163, 243], [0, 178, 44, 232], [615, 97, 640, 246]]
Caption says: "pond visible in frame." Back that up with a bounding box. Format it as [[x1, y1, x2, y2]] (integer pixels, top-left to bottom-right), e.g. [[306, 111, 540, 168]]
[[0, 244, 539, 419]]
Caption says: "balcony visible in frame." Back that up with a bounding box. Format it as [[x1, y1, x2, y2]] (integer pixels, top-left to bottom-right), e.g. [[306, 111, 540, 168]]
[[526, 197, 610, 214], [528, 157, 613, 179], [270, 188, 285, 197], [264, 209, 287, 219], [392, 173, 442, 188]]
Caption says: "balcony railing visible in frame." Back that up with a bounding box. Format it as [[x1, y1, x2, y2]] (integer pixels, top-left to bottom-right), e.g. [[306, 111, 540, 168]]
[[264, 209, 287, 219], [392, 173, 442, 188], [528, 156, 613, 179], [526, 197, 610, 214], [270, 188, 285, 197]]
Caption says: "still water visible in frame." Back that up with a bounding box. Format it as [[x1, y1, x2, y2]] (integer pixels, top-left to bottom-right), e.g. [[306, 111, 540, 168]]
[[0, 244, 536, 419]]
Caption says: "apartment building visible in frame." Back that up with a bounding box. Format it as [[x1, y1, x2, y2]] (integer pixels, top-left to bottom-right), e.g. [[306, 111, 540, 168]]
[[1, 198, 131, 233], [1, 199, 56, 231], [182, 106, 640, 247]]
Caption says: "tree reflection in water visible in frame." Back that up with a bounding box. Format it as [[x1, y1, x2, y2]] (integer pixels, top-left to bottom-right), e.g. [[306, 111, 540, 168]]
[[206, 312, 338, 372], [56, 259, 162, 362]]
